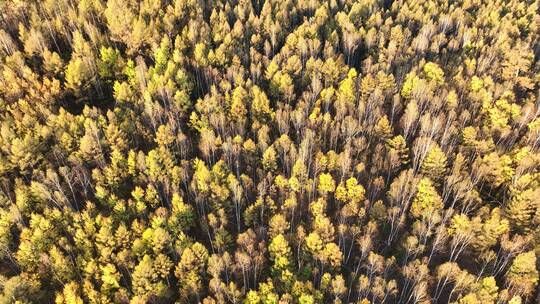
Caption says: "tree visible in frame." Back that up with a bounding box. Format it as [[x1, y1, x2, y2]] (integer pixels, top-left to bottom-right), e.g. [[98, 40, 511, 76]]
[[132, 255, 169, 300], [244, 290, 261, 304], [97, 47, 123, 79], [505, 251, 539, 298], [387, 135, 410, 167], [169, 193, 195, 233], [475, 152, 514, 188], [0, 274, 41, 303], [447, 214, 475, 262], [104, 0, 136, 47], [472, 208, 509, 252], [455, 276, 498, 304], [269, 214, 289, 238], [65, 32, 95, 96], [318, 173, 336, 194], [374, 115, 393, 140], [175, 242, 209, 301], [420, 144, 447, 182], [269, 234, 293, 285], [55, 282, 84, 304], [401, 73, 421, 99], [423, 62, 444, 84], [336, 68, 357, 105], [410, 178, 443, 221], [231, 86, 249, 123], [269, 70, 294, 101], [251, 86, 274, 123], [262, 146, 278, 172], [321, 242, 342, 268], [335, 177, 365, 204], [101, 263, 121, 293], [505, 174, 540, 233]]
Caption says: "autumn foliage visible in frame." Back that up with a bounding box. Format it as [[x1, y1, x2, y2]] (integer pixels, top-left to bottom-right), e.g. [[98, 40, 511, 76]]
[[0, 0, 539, 303]]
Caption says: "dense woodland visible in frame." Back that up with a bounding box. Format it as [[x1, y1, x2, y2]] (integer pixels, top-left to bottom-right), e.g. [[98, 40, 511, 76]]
[[0, 0, 539, 303]]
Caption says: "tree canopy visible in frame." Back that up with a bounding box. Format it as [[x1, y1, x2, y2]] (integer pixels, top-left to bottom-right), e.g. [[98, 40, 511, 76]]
[[0, 0, 539, 303]]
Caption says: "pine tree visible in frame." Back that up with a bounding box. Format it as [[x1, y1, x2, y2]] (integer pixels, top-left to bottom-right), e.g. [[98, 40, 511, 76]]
[[420, 144, 447, 182], [505, 174, 539, 233], [387, 135, 410, 166]]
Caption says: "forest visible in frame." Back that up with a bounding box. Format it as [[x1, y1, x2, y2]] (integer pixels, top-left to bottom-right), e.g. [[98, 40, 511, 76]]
[[0, 0, 539, 303]]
